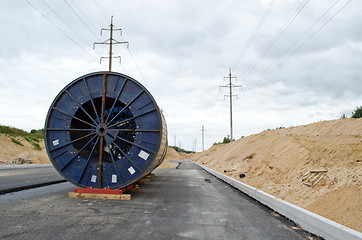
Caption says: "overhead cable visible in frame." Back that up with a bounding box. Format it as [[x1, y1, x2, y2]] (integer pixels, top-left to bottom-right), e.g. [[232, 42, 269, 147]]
[[240, 0, 310, 80], [25, 0, 99, 63], [40, 0, 90, 46], [232, 0, 277, 68], [63, 0, 104, 43], [263, 0, 352, 79], [93, 0, 110, 21]]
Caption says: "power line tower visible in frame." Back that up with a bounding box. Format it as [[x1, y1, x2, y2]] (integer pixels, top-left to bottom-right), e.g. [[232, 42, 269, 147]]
[[193, 138, 197, 152], [219, 68, 242, 141], [93, 16, 129, 71], [201, 125, 205, 151]]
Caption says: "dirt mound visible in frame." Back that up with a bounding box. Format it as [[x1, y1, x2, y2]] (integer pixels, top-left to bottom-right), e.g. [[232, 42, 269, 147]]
[[191, 118, 362, 232], [158, 147, 185, 168], [0, 135, 50, 164]]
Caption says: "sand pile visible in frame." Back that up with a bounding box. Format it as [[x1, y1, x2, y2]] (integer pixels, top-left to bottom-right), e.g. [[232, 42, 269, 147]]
[[0, 135, 50, 164], [190, 118, 362, 232], [158, 147, 184, 168]]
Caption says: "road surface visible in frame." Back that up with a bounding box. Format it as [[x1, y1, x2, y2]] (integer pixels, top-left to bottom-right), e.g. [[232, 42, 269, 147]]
[[0, 160, 318, 239], [0, 164, 65, 194]]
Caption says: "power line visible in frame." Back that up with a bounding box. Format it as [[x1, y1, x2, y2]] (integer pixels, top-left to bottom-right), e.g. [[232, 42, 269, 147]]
[[25, 0, 99, 63], [240, 0, 310, 80], [63, 0, 104, 43], [232, 0, 277, 68], [40, 0, 90, 46], [127, 48, 150, 88], [97, 0, 112, 16], [260, 0, 341, 78], [263, 0, 352, 79], [93, 0, 110, 21], [70, 0, 103, 35]]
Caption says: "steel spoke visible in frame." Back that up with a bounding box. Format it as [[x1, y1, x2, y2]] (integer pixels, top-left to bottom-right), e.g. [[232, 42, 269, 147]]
[[106, 90, 145, 126], [108, 108, 156, 129], [77, 136, 100, 183], [116, 135, 155, 154], [46, 128, 94, 131], [52, 107, 96, 128], [98, 72, 107, 188], [83, 77, 100, 124], [112, 140, 141, 172], [104, 78, 128, 124], [110, 129, 159, 133], [49, 132, 96, 152], [60, 134, 98, 171], [106, 142, 122, 183], [65, 89, 98, 125]]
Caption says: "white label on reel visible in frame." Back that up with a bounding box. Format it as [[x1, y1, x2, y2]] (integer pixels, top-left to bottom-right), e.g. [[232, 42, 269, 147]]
[[91, 175, 97, 183], [52, 139, 59, 146], [111, 174, 117, 183], [128, 166, 136, 175], [138, 150, 149, 161]]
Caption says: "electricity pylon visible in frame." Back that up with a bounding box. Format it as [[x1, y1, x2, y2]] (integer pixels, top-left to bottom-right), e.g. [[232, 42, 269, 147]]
[[219, 68, 242, 141], [93, 16, 129, 71]]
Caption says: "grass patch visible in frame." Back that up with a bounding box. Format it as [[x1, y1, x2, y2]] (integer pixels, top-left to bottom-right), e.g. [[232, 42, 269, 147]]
[[0, 125, 43, 142], [32, 142, 41, 150], [11, 137, 23, 146]]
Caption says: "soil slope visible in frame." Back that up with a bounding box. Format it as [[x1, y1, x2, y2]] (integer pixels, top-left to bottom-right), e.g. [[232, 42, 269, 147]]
[[190, 118, 362, 232], [0, 135, 50, 164]]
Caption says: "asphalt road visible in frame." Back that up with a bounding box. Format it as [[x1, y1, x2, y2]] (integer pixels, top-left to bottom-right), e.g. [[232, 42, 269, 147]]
[[0, 165, 65, 194], [0, 160, 318, 240]]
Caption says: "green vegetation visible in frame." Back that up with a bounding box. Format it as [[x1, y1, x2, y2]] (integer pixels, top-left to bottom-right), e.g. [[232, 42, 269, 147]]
[[0, 125, 44, 139], [213, 136, 231, 145], [11, 137, 23, 146], [169, 146, 195, 154], [31, 142, 41, 150], [351, 106, 362, 119], [340, 113, 347, 119], [1, 125, 43, 150]]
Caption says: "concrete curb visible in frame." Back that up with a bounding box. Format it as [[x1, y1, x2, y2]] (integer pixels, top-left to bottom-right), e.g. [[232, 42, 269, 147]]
[[0, 164, 53, 170], [195, 162, 362, 240]]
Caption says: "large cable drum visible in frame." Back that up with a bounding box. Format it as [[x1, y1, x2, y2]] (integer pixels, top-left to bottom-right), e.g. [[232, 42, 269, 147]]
[[44, 71, 167, 189]]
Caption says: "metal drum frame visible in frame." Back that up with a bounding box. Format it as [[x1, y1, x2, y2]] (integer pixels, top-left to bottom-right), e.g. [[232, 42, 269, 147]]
[[44, 71, 167, 189]]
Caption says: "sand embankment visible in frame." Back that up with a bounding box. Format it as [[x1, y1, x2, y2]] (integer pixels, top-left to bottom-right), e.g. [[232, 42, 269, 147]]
[[190, 118, 362, 232]]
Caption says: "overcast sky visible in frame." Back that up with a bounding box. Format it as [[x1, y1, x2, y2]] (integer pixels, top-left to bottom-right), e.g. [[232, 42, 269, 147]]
[[0, 0, 361, 151]]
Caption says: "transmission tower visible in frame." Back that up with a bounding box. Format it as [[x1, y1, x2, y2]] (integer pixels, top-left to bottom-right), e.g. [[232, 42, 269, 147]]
[[201, 125, 205, 151], [219, 68, 242, 141], [93, 16, 129, 71]]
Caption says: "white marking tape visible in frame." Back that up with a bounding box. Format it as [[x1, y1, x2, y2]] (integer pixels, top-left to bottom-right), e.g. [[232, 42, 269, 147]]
[[91, 175, 97, 183], [111, 174, 117, 183], [138, 150, 149, 161], [52, 139, 59, 146], [128, 166, 136, 175]]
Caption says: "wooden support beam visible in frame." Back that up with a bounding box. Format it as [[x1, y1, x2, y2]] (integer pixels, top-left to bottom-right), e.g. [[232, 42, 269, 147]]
[[136, 178, 151, 184], [127, 185, 140, 192], [145, 173, 155, 179], [68, 192, 131, 200]]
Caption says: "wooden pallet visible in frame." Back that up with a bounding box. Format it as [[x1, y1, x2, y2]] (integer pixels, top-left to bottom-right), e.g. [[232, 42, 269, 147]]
[[300, 169, 328, 187], [68, 192, 131, 200], [68, 184, 139, 200], [68, 174, 154, 199]]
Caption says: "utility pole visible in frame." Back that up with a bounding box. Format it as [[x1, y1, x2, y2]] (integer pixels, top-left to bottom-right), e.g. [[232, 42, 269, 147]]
[[219, 68, 241, 141], [201, 125, 205, 151], [93, 16, 129, 71], [194, 138, 197, 152]]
